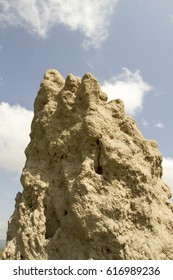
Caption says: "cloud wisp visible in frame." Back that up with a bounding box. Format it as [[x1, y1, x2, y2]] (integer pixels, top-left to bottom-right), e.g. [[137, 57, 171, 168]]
[[154, 122, 164, 129], [141, 119, 165, 129], [0, 76, 3, 86], [102, 68, 152, 115], [0, 0, 118, 48], [0, 102, 33, 173]]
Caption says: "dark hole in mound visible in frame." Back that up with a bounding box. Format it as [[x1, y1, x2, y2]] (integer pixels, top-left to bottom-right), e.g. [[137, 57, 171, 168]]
[[106, 248, 111, 254], [96, 165, 103, 175], [64, 210, 68, 216]]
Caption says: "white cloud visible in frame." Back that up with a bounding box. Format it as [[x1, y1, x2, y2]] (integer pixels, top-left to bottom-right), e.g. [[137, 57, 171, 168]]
[[101, 68, 152, 115], [0, 0, 118, 48], [154, 122, 164, 128], [162, 157, 173, 198], [0, 102, 33, 173]]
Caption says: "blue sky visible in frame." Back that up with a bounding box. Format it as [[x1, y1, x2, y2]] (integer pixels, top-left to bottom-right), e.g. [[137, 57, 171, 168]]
[[0, 0, 173, 239]]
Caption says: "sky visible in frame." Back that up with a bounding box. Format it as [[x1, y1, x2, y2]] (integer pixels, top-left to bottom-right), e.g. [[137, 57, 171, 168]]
[[0, 0, 173, 239]]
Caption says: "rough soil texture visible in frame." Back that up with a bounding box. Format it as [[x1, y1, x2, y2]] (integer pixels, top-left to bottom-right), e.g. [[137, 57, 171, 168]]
[[3, 70, 173, 260]]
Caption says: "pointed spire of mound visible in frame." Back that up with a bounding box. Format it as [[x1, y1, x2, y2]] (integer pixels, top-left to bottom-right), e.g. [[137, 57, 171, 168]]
[[3, 69, 173, 260]]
